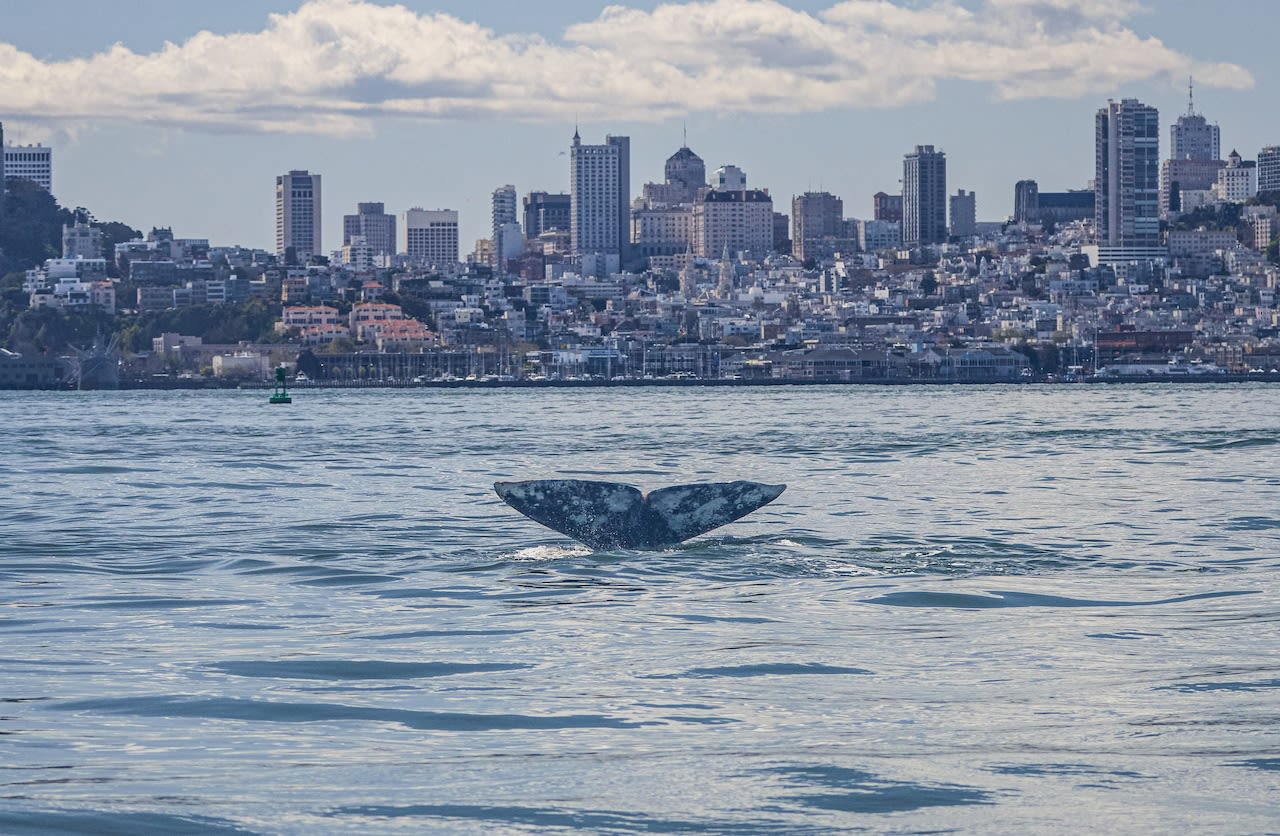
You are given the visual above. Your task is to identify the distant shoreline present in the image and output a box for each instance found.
[9,373,1280,392]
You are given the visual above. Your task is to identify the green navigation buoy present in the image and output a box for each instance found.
[269,365,292,404]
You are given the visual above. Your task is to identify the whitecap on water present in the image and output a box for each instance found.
[507,544,593,562]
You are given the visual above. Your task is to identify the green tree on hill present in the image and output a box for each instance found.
[0,178,72,274]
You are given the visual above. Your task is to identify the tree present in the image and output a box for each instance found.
[97,221,142,277]
[0,178,72,274]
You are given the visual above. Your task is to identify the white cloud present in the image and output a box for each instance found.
[0,0,1253,137]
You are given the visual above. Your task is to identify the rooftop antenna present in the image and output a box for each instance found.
[683,121,688,149]
[1188,75,1195,116]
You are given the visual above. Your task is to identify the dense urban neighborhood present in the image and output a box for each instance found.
[3,95,1280,390]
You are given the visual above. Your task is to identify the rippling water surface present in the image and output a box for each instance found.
[2,385,1278,833]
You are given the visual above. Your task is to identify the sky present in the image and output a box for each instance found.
[2,0,1276,254]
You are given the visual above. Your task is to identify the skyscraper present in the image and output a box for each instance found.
[570,130,630,266]
[491,185,520,270]
[1014,180,1039,224]
[902,146,947,246]
[663,146,707,203]
[1095,99,1160,248]
[1170,82,1220,162]
[1258,147,1280,196]
[523,192,571,239]
[791,192,843,261]
[342,202,396,259]
[949,190,976,238]
[1160,84,1223,215]
[276,170,322,261]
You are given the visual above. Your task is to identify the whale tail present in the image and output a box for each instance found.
[493,480,786,550]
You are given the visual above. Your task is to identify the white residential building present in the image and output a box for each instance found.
[714,165,747,191]
[62,223,102,260]
[1214,151,1257,203]
[403,208,459,269]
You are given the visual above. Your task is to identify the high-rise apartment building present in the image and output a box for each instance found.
[2,121,53,193]
[791,192,844,261]
[1014,180,1039,224]
[342,202,396,258]
[902,146,947,246]
[491,185,520,270]
[693,189,773,259]
[949,190,976,238]
[403,208,459,269]
[523,192,571,238]
[1095,99,1160,248]
[773,212,792,255]
[276,170,322,261]
[570,130,631,264]
[1258,147,1280,195]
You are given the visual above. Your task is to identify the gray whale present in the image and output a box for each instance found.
[493,479,787,550]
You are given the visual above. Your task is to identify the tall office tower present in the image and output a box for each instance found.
[570,130,630,264]
[902,145,947,246]
[791,192,843,261]
[1014,180,1039,224]
[1095,99,1160,248]
[1170,82,1220,162]
[2,123,54,193]
[949,190,977,238]
[773,212,792,255]
[491,185,520,270]
[403,208,459,269]
[342,202,396,258]
[642,145,707,207]
[1160,84,1223,215]
[1258,147,1280,195]
[523,192,571,238]
[664,146,706,203]
[276,170,322,261]
[873,191,903,223]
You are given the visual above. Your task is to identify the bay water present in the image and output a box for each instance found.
[1,384,1278,833]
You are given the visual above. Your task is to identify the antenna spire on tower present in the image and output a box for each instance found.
[1188,75,1195,116]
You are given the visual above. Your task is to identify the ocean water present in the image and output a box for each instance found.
[1,384,1278,834]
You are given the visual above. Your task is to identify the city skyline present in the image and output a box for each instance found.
[1,0,1275,251]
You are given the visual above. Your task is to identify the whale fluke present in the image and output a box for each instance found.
[493,479,786,550]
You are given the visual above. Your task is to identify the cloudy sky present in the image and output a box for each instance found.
[2,0,1273,252]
